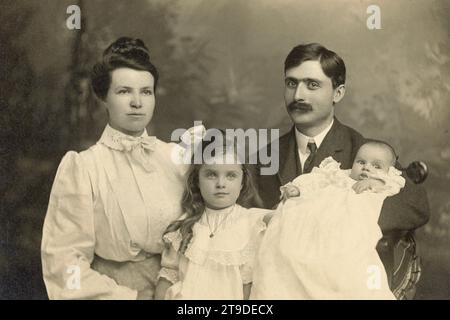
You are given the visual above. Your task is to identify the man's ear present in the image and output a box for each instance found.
[333,84,346,104]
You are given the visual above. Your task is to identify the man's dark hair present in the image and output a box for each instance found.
[284,43,346,89]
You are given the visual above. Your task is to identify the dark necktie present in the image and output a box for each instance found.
[303,141,317,173]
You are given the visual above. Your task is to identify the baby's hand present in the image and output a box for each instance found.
[280,183,301,203]
[352,178,385,194]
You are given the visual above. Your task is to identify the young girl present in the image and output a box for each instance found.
[154,134,271,300]
[251,140,405,300]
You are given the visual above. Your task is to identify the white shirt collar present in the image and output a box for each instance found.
[294,118,334,154]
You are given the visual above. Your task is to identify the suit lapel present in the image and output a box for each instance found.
[277,127,301,186]
[277,118,350,185]
[310,119,347,168]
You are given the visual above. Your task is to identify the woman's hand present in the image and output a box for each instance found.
[243,283,252,300]
[136,284,155,300]
[154,278,172,300]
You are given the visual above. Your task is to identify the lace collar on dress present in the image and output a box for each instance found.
[98,124,154,151]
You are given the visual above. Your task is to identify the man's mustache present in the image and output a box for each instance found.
[288,101,313,111]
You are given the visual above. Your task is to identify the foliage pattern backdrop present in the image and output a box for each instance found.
[1,0,449,299]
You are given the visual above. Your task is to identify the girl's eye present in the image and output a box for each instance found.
[357,160,365,165]
[142,89,153,95]
[227,173,237,179]
[117,89,129,94]
[206,172,216,178]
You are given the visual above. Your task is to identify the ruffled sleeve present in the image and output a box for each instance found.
[41,151,137,300]
[375,166,406,196]
[157,230,182,284]
[288,157,351,198]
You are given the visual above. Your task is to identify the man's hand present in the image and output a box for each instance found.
[352,178,385,194]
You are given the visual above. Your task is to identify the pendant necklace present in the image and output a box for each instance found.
[205,206,234,238]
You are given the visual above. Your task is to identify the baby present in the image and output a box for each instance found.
[251,140,405,300]
[281,140,401,202]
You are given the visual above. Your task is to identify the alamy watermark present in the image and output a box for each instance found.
[366,265,382,290]
[66,265,81,290]
[367,4,382,30]
[66,4,381,31]
[66,5,81,30]
[170,121,279,175]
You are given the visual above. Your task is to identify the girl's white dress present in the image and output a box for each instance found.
[41,125,189,299]
[158,204,271,300]
[251,157,405,300]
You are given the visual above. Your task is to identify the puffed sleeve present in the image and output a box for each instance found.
[379,167,406,196]
[41,151,137,300]
[157,231,182,284]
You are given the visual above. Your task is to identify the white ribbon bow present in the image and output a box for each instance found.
[119,135,157,172]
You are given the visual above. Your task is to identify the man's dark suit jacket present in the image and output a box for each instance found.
[255,117,430,283]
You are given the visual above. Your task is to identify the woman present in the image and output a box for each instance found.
[41,37,189,299]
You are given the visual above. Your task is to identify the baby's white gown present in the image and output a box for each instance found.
[251,157,405,300]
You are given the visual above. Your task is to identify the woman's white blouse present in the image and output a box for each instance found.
[41,125,187,299]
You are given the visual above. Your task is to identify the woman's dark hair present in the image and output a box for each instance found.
[284,43,346,89]
[91,37,159,101]
[163,130,262,254]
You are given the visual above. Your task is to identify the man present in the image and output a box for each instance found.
[255,43,430,295]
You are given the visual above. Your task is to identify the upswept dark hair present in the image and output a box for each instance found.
[91,37,159,101]
[164,130,262,254]
[284,43,346,89]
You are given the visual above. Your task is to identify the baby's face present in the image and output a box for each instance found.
[350,144,393,180]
